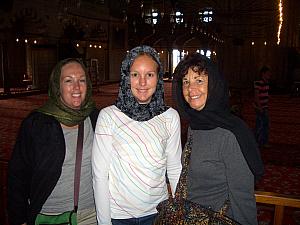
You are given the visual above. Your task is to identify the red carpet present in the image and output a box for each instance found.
[1,83,300,225]
[242,94,300,225]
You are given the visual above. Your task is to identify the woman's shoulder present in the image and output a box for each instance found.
[19,111,60,135]
[99,105,119,115]
[98,105,124,121]
[90,107,100,115]
[25,111,56,123]
[191,127,236,140]
[215,127,237,139]
[89,107,100,129]
[163,107,180,117]
[157,107,180,124]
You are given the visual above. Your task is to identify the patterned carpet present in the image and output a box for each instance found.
[1,83,300,224]
[240,94,300,225]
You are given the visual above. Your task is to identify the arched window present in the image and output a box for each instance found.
[144,9,159,25]
[152,11,159,24]
[175,11,183,24]
[199,8,213,23]
[196,49,212,59]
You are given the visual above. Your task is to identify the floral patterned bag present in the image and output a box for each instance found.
[154,134,241,225]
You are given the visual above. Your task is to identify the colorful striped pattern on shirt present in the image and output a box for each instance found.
[254,80,269,109]
[92,105,182,221]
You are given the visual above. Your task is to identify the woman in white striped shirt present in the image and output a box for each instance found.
[92,45,182,225]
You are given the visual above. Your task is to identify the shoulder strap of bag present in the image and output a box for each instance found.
[174,133,193,200]
[166,134,193,200]
[74,122,84,212]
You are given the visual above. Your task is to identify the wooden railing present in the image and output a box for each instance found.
[255,191,300,225]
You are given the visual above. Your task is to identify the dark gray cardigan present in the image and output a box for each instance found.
[7,109,99,225]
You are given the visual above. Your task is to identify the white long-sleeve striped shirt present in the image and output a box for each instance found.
[92,105,182,225]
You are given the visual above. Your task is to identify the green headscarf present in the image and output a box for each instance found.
[36,58,96,127]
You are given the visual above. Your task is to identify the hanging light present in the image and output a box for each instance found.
[162,0,165,18]
[140,1,144,18]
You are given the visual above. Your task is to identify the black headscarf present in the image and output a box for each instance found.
[115,45,168,121]
[173,53,264,180]
[36,58,96,126]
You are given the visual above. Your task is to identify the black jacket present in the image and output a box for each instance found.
[7,109,99,225]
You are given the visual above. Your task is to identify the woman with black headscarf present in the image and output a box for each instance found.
[92,46,182,225]
[172,53,264,225]
[7,58,99,225]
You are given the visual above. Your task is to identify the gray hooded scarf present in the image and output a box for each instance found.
[115,45,169,121]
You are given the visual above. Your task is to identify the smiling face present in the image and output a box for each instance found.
[130,54,159,104]
[182,68,208,111]
[60,62,87,110]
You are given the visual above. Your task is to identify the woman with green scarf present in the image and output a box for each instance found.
[7,58,99,225]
